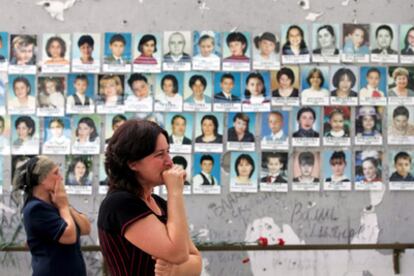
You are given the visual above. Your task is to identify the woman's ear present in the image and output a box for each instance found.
[127,160,139,172]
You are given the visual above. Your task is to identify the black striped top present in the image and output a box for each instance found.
[98,189,167,276]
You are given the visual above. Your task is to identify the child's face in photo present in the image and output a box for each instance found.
[268,113,283,133]
[50,121,63,138]
[288,28,302,47]
[172,117,186,136]
[74,79,88,95]
[142,40,155,56]
[112,120,126,132]
[278,74,293,89]
[246,77,263,97]
[259,39,275,56]
[267,157,283,175]
[338,74,352,92]
[132,80,149,98]
[367,71,380,88]
[362,115,375,131]
[395,75,408,89]
[299,161,313,177]
[14,81,29,99]
[309,72,322,88]
[201,160,213,174]
[237,158,253,178]
[199,38,214,57]
[220,78,234,93]
[393,115,409,132]
[201,119,215,136]
[15,44,34,64]
[16,122,31,139]
[234,118,247,135]
[298,111,315,130]
[110,41,125,58]
[45,81,57,94]
[351,28,365,47]
[362,160,377,181]
[228,41,245,56]
[376,29,392,49]
[102,80,118,97]
[162,79,175,96]
[79,43,93,59]
[49,40,63,58]
[168,33,185,56]
[191,80,205,98]
[74,161,87,179]
[330,113,344,132]
[330,159,345,177]
[395,158,411,177]
[78,122,93,139]
[318,28,335,48]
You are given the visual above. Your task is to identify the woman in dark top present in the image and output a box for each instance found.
[272,67,299,98]
[330,68,358,98]
[292,106,320,138]
[12,155,90,276]
[195,114,223,143]
[98,119,202,276]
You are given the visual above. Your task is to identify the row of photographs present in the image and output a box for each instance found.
[1,66,414,117]
[0,105,413,156]
[1,148,413,195]
[2,24,414,74]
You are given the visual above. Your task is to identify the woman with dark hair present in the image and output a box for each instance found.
[272,67,299,98]
[12,155,90,276]
[13,116,37,150]
[331,68,358,97]
[126,73,152,104]
[301,68,329,100]
[243,72,269,104]
[282,25,309,56]
[233,154,255,185]
[371,25,398,54]
[98,119,202,276]
[77,35,94,64]
[73,117,99,147]
[227,112,255,142]
[195,114,223,143]
[9,76,36,109]
[292,107,319,138]
[44,36,69,65]
[156,74,182,105]
[343,24,370,54]
[185,74,211,104]
[133,34,158,64]
[401,26,414,55]
[66,157,92,186]
[313,25,339,56]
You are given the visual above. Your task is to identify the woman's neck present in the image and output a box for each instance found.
[32,187,52,204]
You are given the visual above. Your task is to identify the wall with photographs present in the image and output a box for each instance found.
[2,0,414,275]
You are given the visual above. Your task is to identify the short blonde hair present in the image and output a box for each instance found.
[392,67,409,80]
[99,75,123,96]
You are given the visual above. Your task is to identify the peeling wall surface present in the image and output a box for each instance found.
[1,0,414,275]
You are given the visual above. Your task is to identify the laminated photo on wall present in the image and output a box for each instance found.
[133,112,165,129]
[252,31,280,70]
[124,73,154,112]
[226,112,256,151]
[192,31,221,71]
[65,155,93,195]
[312,24,341,63]
[8,74,36,115]
[99,154,108,194]
[329,66,359,106]
[11,115,39,155]
[292,150,320,191]
[0,115,10,155]
[323,106,351,146]
[387,105,414,144]
[66,73,95,114]
[213,72,242,112]
[42,117,71,155]
[103,32,132,73]
[71,115,101,155]
[163,31,192,71]
[355,106,383,145]
[0,32,9,71]
[387,66,414,105]
[96,74,125,114]
[36,76,65,117]
[222,31,251,72]
[400,24,414,63]
[359,66,387,106]
[154,72,183,112]
[260,152,288,192]
[342,23,370,63]
[271,66,300,106]
[104,114,128,148]
[183,71,213,112]
[230,152,258,193]
[168,154,192,195]
[389,150,414,190]
[192,153,221,194]
[241,71,271,112]
[300,66,330,106]
[292,106,321,147]
[261,110,289,150]
[323,149,352,191]
[0,72,6,114]
[194,112,223,153]
[133,33,162,72]
[355,150,383,191]
[72,33,101,73]
[370,24,399,63]
[281,24,310,64]
[165,112,193,154]
[41,33,70,73]
[8,34,37,74]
